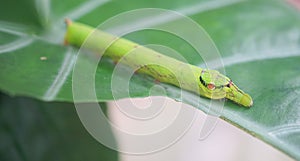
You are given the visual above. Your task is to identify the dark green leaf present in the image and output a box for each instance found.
[0,92,118,161]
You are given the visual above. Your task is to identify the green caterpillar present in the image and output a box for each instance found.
[64,19,253,107]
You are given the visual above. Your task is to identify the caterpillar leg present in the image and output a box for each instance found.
[154,79,160,84]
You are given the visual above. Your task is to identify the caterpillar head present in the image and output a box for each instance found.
[199,70,253,107]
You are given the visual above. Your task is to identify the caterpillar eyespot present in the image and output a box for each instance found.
[207,83,215,90]
[64,19,253,107]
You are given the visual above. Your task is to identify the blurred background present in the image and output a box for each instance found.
[108,97,294,161]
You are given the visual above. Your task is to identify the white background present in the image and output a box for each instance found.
[108,97,295,161]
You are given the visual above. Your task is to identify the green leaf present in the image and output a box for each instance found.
[0,92,118,161]
[0,0,300,159]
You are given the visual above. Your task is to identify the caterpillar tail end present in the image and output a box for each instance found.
[64,18,72,45]
[65,18,72,26]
